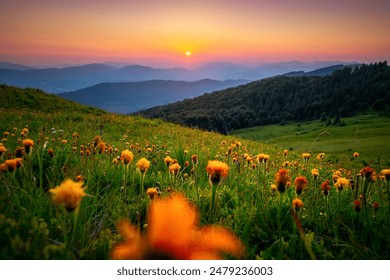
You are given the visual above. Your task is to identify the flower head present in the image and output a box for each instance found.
[321,180,331,196]
[334,177,350,191]
[120,149,134,165]
[146,188,158,199]
[22,138,34,154]
[164,156,174,167]
[4,158,23,172]
[49,178,87,211]
[353,152,359,159]
[353,200,361,213]
[292,198,304,211]
[169,162,181,176]
[311,168,319,179]
[360,166,376,181]
[294,176,308,195]
[205,160,230,184]
[381,169,390,181]
[111,194,244,260]
[275,169,290,193]
[136,158,151,174]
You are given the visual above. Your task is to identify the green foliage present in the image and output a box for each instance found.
[1,85,390,260]
[137,62,390,134]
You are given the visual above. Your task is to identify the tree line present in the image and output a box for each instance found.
[135,62,390,134]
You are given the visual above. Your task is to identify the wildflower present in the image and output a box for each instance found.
[136,158,151,174]
[146,188,158,199]
[111,194,244,260]
[49,179,87,211]
[206,160,229,185]
[321,180,331,196]
[48,148,54,158]
[334,177,350,191]
[372,202,380,213]
[353,200,361,213]
[353,152,359,159]
[275,169,290,193]
[22,138,34,154]
[3,132,10,138]
[294,176,308,195]
[4,158,23,172]
[292,198,304,211]
[164,156,174,167]
[0,163,7,172]
[62,139,68,145]
[360,166,376,182]
[169,163,181,176]
[75,175,84,182]
[283,149,288,157]
[302,153,311,160]
[311,168,319,179]
[0,145,7,156]
[113,158,119,165]
[270,184,277,193]
[381,169,390,181]
[120,149,134,165]
[316,153,325,160]
[97,142,106,154]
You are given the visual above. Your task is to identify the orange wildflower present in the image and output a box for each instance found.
[146,188,158,199]
[360,166,376,181]
[0,145,7,156]
[321,180,331,196]
[353,152,359,159]
[49,178,87,211]
[275,169,290,193]
[205,160,229,184]
[111,194,244,260]
[164,156,174,167]
[294,176,308,195]
[311,168,319,179]
[136,158,151,174]
[353,200,361,213]
[334,177,350,191]
[292,198,304,211]
[22,138,34,154]
[120,149,134,165]
[381,169,390,181]
[4,158,23,172]
[48,148,54,158]
[169,162,181,176]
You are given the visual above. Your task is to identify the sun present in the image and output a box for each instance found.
[186,51,191,56]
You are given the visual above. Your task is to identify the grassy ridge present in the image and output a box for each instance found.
[232,114,390,167]
[1,85,390,260]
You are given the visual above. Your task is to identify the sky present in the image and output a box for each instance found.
[1,0,390,68]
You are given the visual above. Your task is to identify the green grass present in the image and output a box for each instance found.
[1,85,390,260]
[232,114,390,166]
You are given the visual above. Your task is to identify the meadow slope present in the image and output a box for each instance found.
[1,85,389,260]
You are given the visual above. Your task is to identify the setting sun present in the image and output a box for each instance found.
[186,51,191,56]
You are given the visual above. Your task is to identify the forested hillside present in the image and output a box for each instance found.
[136,62,390,133]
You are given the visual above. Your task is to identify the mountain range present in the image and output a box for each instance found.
[59,79,249,114]
[0,60,356,93]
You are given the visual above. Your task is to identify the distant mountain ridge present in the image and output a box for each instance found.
[0,60,357,93]
[59,79,249,114]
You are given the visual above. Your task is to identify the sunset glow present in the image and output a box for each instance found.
[1,0,389,67]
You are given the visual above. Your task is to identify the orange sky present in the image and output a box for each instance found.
[1,0,389,67]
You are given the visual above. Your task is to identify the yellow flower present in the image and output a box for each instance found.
[334,177,350,191]
[4,158,23,172]
[302,153,311,160]
[136,158,151,174]
[49,179,87,211]
[111,194,244,260]
[381,169,390,181]
[311,168,319,179]
[146,188,158,199]
[120,149,134,165]
[206,160,229,184]
[164,156,174,167]
[353,152,359,158]
[169,162,181,175]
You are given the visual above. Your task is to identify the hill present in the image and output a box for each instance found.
[1,85,390,260]
[0,60,356,93]
[59,79,248,114]
[136,62,390,134]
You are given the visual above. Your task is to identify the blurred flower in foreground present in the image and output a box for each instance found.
[111,194,244,260]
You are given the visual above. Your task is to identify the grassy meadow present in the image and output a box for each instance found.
[1,85,390,260]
